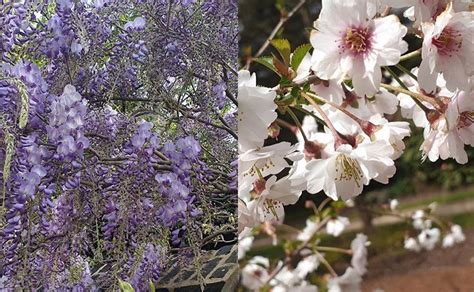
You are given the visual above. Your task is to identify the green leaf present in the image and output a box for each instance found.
[275,0,287,13]
[270,39,291,65]
[302,83,310,92]
[272,53,289,77]
[321,207,333,218]
[331,200,346,210]
[279,75,292,87]
[290,86,300,98]
[118,279,135,292]
[291,44,312,71]
[149,281,156,292]
[254,56,280,76]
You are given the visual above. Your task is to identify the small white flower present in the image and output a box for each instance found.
[442,233,456,248]
[397,91,430,128]
[327,267,362,292]
[311,0,408,97]
[295,255,320,279]
[442,224,465,248]
[451,224,466,242]
[241,256,270,290]
[351,233,370,275]
[273,265,300,288]
[365,89,399,116]
[272,255,320,290]
[295,51,347,106]
[342,86,400,121]
[298,218,320,241]
[389,199,399,211]
[312,79,345,106]
[369,114,411,159]
[411,210,432,230]
[326,216,350,237]
[418,227,441,250]
[396,67,438,127]
[404,237,421,252]
[238,228,254,260]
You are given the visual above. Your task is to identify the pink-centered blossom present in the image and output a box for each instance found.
[310,0,408,97]
[418,5,473,93]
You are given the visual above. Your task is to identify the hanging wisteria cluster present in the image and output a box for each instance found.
[238,0,472,291]
[0,0,237,290]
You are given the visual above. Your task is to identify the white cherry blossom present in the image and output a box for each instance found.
[310,0,408,97]
[442,224,465,248]
[305,138,396,201]
[369,114,411,159]
[238,70,278,151]
[389,199,399,210]
[351,233,370,275]
[446,90,474,148]
[239,142,299,192]
[412,210,432,230]
[404,237,422,252]
[418,227,441,250]
[381,0,472,25]
[327,267,362,292]
[418,5,473,93]
[338,87,400,120]
[239,198,255,232]
[238,227,254,260]
[420,92,472,164]
[271,255,320,290]
[296,53,345,105]
[298,218,320,241]
[326,216,350,237]
[246,175,304,225]
[241,256,270,290]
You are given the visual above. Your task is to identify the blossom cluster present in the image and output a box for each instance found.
[403,206,465,252]
[238,0,472,291]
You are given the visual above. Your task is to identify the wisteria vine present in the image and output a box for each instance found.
[0,0,237,290]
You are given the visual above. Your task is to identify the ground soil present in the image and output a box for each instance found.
[362,229,474,292]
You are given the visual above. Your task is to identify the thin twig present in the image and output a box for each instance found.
[246,0,308,69]
[399,48,421,62]
[264,216,331,284]
[380,83,441,111]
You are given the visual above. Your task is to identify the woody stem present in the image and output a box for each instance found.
[302,92,342,143]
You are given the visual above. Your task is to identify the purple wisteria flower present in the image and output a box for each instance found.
[0,0,236,289]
